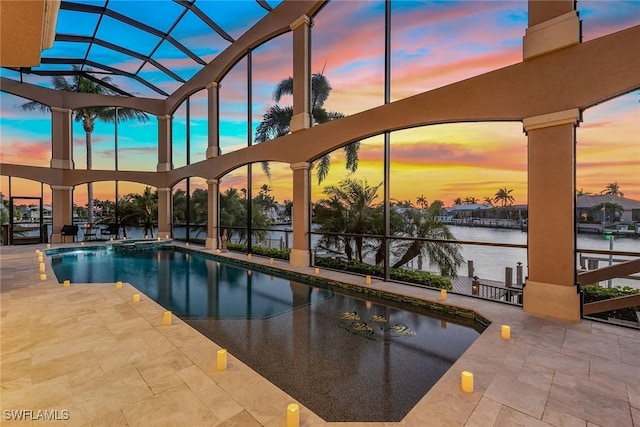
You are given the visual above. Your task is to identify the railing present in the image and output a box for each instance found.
[473,281,523,306]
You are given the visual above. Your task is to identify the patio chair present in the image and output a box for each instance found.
[100,224,121,239]
[61,225,79,243]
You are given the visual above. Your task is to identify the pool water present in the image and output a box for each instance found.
[48,246,482,422]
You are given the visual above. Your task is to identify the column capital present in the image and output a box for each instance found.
[206,81,219,90]
[50,185,73,191]
[290,162,311,171]
[206,178,219,186]
[157,114,172,121]
[157,187,171,193]
[290,15,311,31]
[157,163,172,172]
[523,108,581,132]
[523,11,580,60]
[51,106,72,114]
[50,159,74,169]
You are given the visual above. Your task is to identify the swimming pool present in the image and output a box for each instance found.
[48,246,482,422]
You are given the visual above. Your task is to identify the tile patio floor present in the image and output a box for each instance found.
[1,243,638,426]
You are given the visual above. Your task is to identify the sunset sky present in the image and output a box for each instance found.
[1,0,638,207]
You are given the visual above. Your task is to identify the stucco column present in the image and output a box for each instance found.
[289,162,311,267]
[50,107,74,169]
[206,178,219,250]
[157,187,171,238]
[523,0,579,60]
[206,82,220,159]
[523,108,581,322]
[157,115,172,172]
[289,15,312,133]
[50,185,73,243]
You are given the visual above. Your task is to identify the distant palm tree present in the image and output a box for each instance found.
[254,73,359,183]
[21,66,149,224]
[463,196,478,205]
[416,194,428,209]
[601,182,624,197]
[483,196,493,206]
[493,188,515,207]
[453,197,463,206]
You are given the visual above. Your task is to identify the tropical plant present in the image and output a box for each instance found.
[20,66,149,224]
[493,188,515,207]
[117,187,158,237]
[453,197,463,206]
[254,72,359,183]
[416,194,428,209]
[218,187,274,244]
[391,207,463,277]
[594,202,624,225]
[463,196,478,205]
[483,196,493,206]
[314,178,381,262]
[601,182,624,197]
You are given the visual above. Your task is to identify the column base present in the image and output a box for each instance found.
[523,280,581,322]
[51,233,62,244]
[289,249,310,267]
[206,238,218,250]
[158,231,171,239]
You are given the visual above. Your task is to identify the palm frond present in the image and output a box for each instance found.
[273,77,294,102]
[344,141,360,173]
[19,101,50,114]
[315,154,331,184]
[311,73,331,109]
[254,105,293,143]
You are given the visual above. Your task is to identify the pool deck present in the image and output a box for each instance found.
[1,243,638,426]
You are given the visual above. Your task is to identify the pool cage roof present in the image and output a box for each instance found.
[2,0,284,98]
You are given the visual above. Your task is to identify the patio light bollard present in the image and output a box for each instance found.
[163,311,172,326]
[461,371,474,393]
[501,325,511,340]
[286,403,300,427]
[217,349,227,370]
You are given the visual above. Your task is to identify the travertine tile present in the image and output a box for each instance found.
[465,396,503,427]
[562,329,621,361]
[121,383,218,427]
[627,382,640,409]
[547,371,632,427]
[542,405,587,427]
[484,372,548,419]
[525,346,590,378]
[494,405,553,426]
[177,365,244,422]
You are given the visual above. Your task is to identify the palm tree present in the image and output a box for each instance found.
[254,73,359,183]
[463,196,478,204]
[314,178,381,261]
[602,182,624,197]
[21,66,149,224]
[391,208,464,277]
[594,202,624,225]
[117,187,157,238]
[453,197,463,206]
[416,194,428,209]
[493,188,515,207]
[483,196,493,206]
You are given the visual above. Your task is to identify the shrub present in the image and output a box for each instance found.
[582,284,640,322]
[315,257,452,290]
[227,243,291,260]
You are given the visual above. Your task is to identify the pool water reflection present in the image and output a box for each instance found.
[48,247,481,422]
